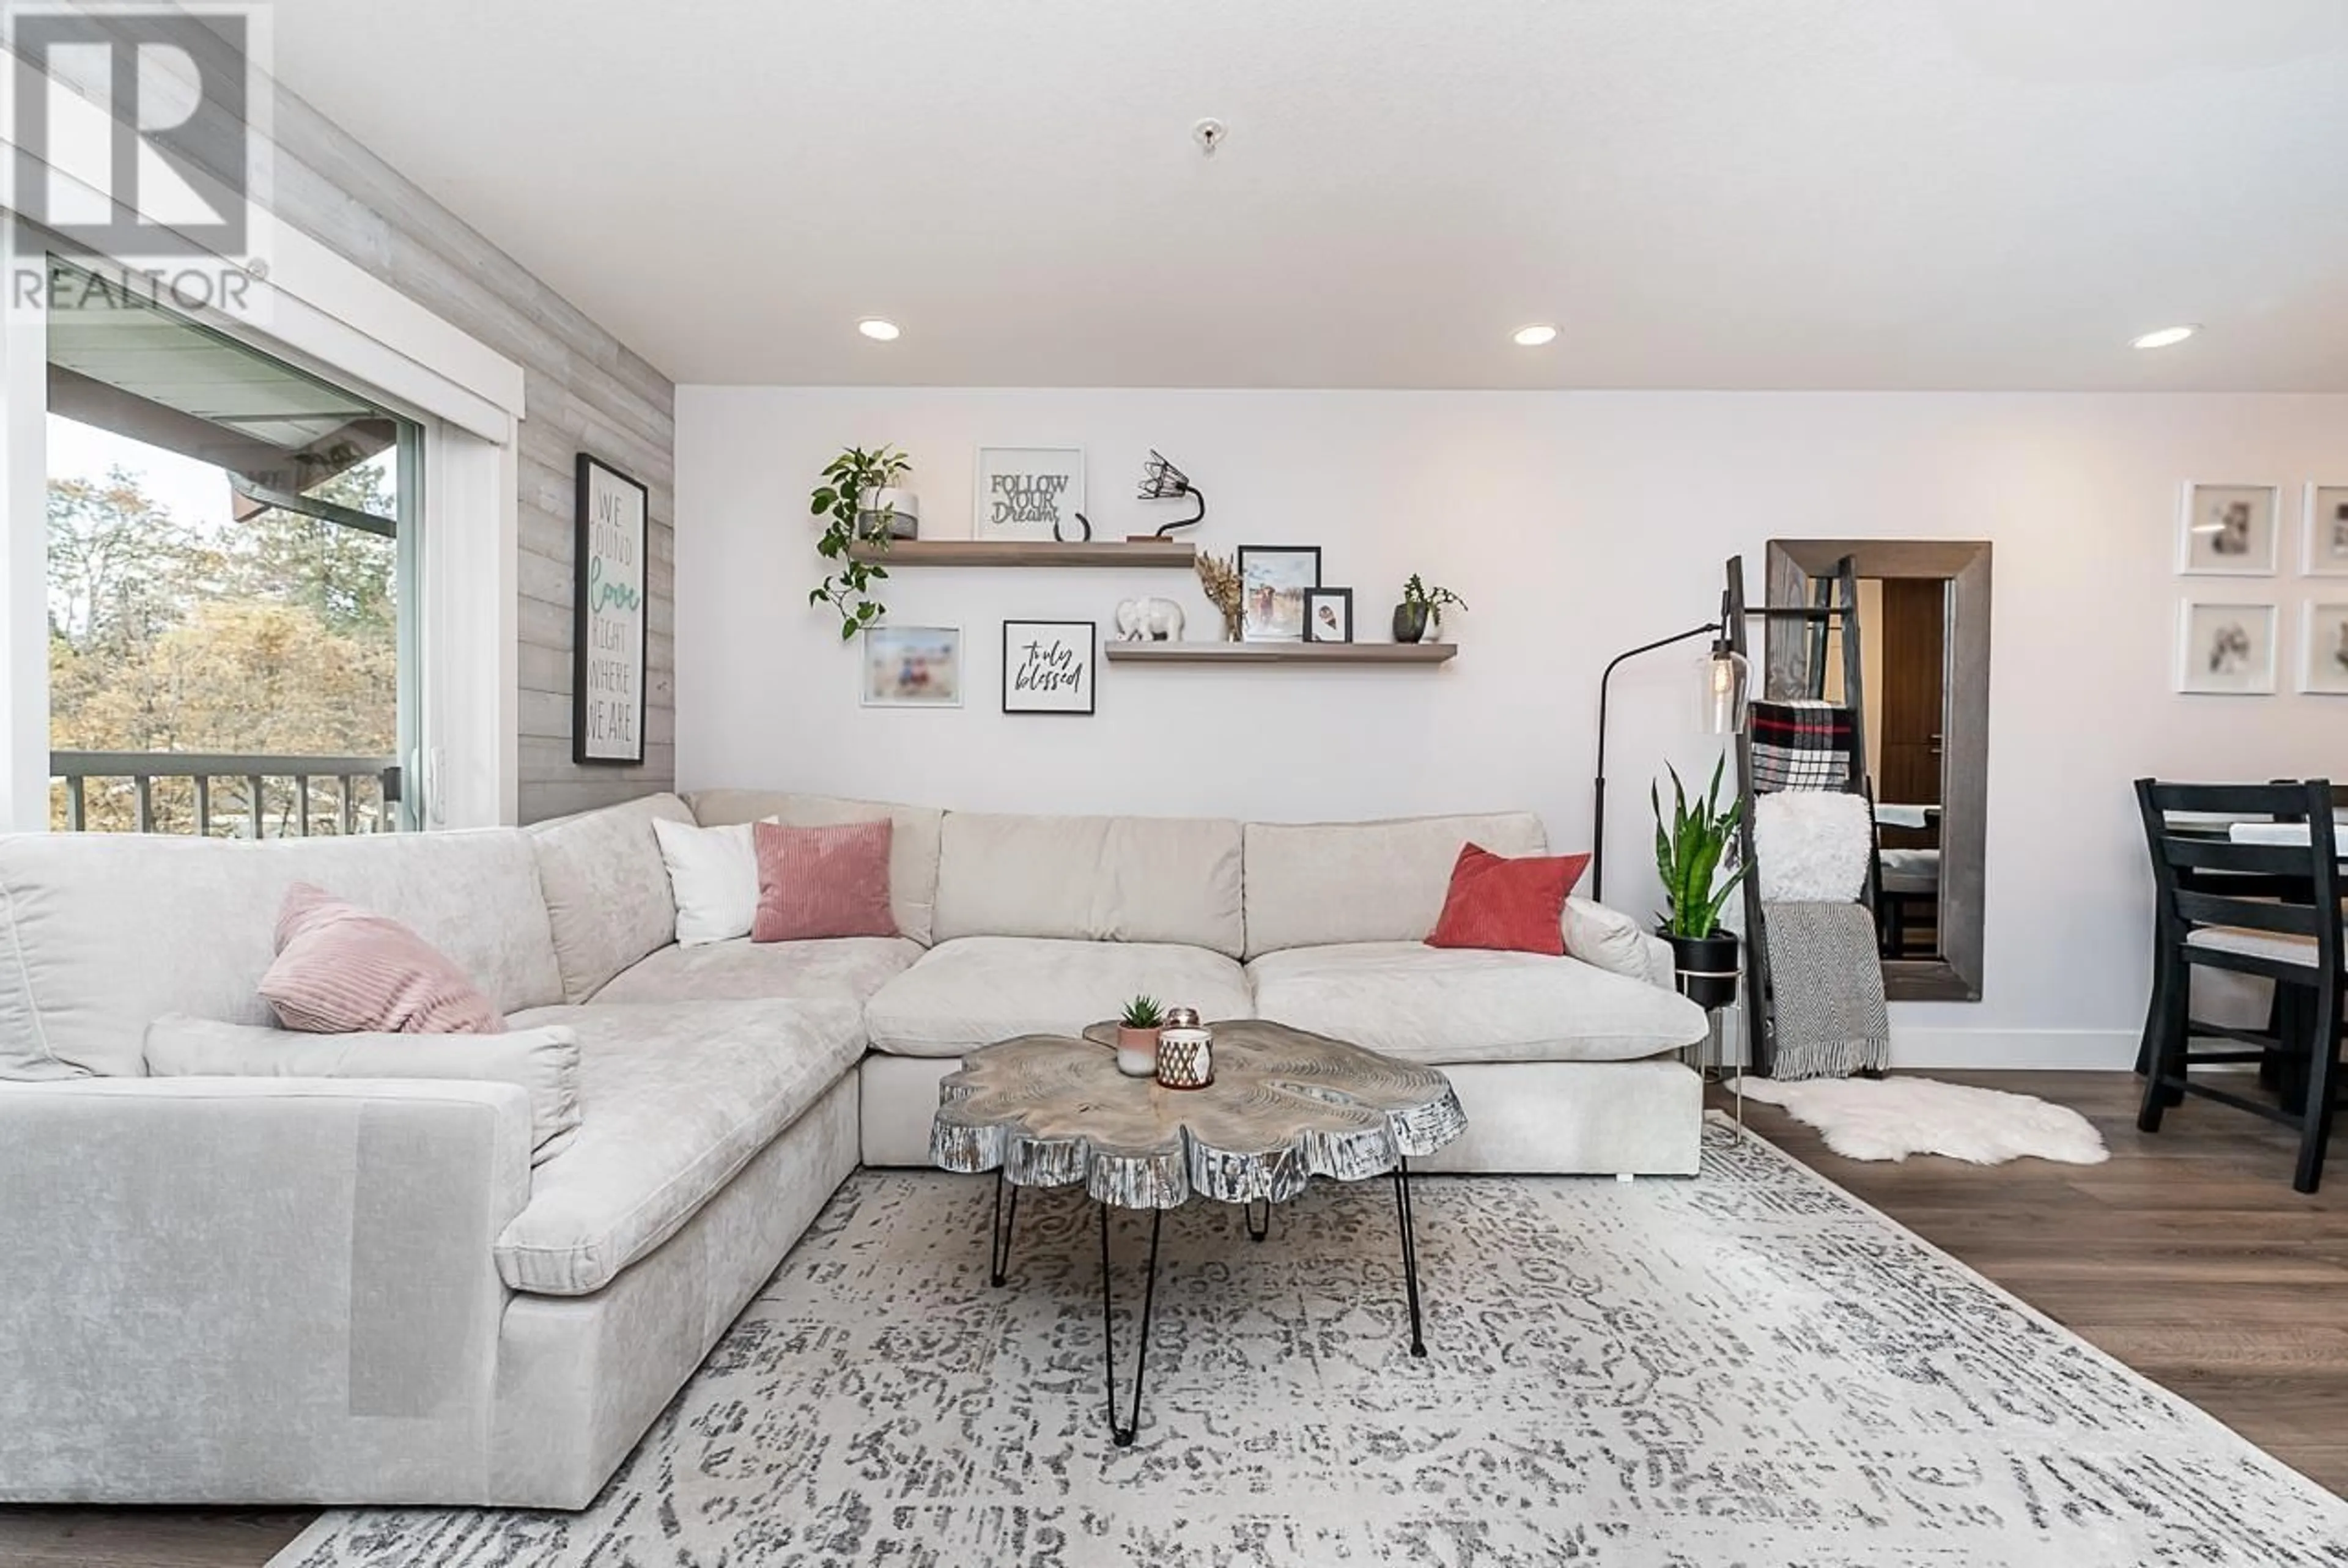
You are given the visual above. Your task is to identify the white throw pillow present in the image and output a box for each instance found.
[652,817,759,945]
[142,1015,583,1164]
[1562,897,1673,988]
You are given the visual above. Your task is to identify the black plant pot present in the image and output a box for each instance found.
[1392,602,1430,644]
[1663,930,1740,1010]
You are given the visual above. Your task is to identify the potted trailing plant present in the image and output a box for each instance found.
[1652,756,1751,1009]
[1115,995,1164,1077]
[809,445,912,641]
[1393,574,1466,644]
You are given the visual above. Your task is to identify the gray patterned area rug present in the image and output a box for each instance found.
[276,1121,2348,1567]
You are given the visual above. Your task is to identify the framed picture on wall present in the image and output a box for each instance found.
[862,625,963,708]
[975,447,1085,542]
[572,454,649,765]
[1303,587,1354,644]
[2175,599,2277,695]
[1237,546,1321,641]
[1002,620,1097,714]
[2303,484,2348,577]
[2302,603,2348,695]
[2176,482,2280,576]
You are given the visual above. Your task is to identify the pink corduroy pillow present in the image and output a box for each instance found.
[751,819,899,942]
[259,882,506,1034]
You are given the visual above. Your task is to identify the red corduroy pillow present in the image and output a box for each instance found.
[751,819,900,942]
[1424,843,1590,956]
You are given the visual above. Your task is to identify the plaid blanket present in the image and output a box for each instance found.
[1750,699,1856,793]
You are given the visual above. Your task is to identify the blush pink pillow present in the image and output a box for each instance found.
[752,820,899,942]
[259,883,505,1034]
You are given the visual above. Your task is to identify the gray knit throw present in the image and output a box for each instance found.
[1765,900,1891,1080]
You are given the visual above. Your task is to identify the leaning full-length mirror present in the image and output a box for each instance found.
[1765,540,1992,1002]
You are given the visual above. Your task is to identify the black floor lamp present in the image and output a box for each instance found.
[1589,591,1748,903]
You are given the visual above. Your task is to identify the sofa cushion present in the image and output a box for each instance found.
[688,789,942,945]
[144,1014,583,1163]
[752,820,898,941]
[1244,941,1707,1065]
[1242,812,1549,959]
[592,935,923,1005]
[493,998,865,1295]
[0,830,564,1081]
[931,812,1244,957]
[528,794,697,1004]
[864,936,1252,1058]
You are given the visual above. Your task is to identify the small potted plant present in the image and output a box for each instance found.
[809,444,912,641]
[1652,756,1751,1010]
[1393,574,1466,644]
[1115,995,1164,1077]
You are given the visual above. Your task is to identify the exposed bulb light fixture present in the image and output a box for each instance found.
[1512,323,1559,347]
[857,318,901,342]
[2131,325,2198,350]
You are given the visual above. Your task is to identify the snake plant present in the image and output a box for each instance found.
[1651,756,1751,940]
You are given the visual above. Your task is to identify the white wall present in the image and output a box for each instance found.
[676,387,2348,1068]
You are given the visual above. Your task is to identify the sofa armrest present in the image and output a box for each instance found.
[1562,897,1677,990]
[0,1077,533,1503]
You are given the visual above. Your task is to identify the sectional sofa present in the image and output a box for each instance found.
[0,790,1706,1507]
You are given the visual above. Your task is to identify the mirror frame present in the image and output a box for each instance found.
[1765,539,1992,1003]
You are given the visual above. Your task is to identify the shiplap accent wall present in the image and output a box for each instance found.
[171,66,677,822]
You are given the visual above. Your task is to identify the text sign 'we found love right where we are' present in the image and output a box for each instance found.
[573,454,649,765]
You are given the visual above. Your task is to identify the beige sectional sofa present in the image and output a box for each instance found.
[0,790,1705,1508]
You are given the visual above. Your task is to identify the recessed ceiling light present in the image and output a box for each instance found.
[857,317,901,342]
[2131,324,2198,350]
[1512,323,1559,347]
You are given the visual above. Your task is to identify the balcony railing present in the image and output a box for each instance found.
[49,752,402,837]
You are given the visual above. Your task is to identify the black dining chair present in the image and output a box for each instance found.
[2135,779,2344,1193]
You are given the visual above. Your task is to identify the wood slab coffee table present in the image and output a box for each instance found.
[929,1018,1466,1445]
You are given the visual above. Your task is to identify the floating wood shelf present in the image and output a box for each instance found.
[849,540,1196,569]
[1104,641,1458,666]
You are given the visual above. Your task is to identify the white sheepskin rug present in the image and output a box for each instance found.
[1737,1075,2110,1165]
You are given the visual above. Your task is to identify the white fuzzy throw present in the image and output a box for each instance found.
[1754,790,1874,902]
[1738,1075,2110,1165]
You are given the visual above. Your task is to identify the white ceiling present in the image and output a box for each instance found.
[271,0,2348,391]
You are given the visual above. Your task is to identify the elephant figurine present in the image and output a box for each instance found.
[1115,597,1186,642]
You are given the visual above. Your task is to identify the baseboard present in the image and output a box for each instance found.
[1888,1028,2139,1071]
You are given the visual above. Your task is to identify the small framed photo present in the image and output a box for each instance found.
[862,625,962,708]
[975,447,1085,542]
[2303,485,2348,577]
[1236,546,1321,641]
[1002,619,1097,715]
[2175,600,2276,695]
[2302,603,2348,695]
[1303,587,1354,644]
[2177,482,2280,576]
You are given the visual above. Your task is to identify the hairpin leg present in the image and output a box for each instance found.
[989,1169,1019,1287]
[1100,1203,1163,1448]
[1393,1158,1426,1358]
[1245,1196,1271,1242]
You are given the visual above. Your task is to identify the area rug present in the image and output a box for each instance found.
[1738,1074,2111,1165]
[275,1119,2340,1568]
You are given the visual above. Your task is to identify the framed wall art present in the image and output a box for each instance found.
[862,625,963,708]
[572,453,649,765]
[2303,485,2348,577]
[975,447,1085,542]
[1303,587,1354,644]
[2302,603,2348,695]
[1002,619,1097,714]
[2174,599,2277,695]
[1237,546,1321,641]
[2176,482,2280,576]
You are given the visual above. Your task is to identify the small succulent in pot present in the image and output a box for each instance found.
[1393,574,1467,644]
[1115,995,1164,1077]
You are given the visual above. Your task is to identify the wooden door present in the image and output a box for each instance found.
[1877,578,1946,843]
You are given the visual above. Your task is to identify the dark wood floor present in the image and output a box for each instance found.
[4,1070,2341,1566]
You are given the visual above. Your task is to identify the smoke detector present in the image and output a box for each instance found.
[1192,117,1227,156]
